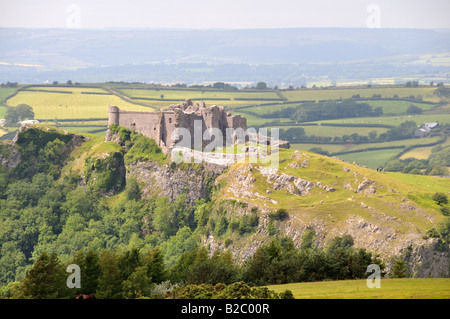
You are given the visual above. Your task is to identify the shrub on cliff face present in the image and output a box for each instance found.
[84,151,125,194]
[124,133,166,165]
[433,192,448,206]
[13,127,76,180]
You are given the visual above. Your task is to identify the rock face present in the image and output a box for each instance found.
[259,165,336,196]
[127,160,217,206]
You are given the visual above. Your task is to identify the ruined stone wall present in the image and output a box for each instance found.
[108,105,162,144]
[108,101,248,153]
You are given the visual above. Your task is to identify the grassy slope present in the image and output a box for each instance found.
[266,278,450,299]
[215,147,450,257]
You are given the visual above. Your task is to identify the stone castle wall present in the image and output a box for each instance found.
[107,100,247,153]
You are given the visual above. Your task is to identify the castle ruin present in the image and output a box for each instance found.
[107,99,247,153]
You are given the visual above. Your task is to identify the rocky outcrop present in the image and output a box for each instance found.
[259,166,336,196]
[128,160,217,206]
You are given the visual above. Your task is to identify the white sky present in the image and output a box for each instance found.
[0,0,449,29]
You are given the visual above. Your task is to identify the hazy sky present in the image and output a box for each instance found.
[0,0,449,29]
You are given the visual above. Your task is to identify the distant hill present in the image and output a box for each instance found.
[1,28,450,84]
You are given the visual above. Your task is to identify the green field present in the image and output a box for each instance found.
[280,87,439,102]
[266,278,450,299]
[364,100,435,114]
[292,136,440,153]
[237,99,436,117]
[314,114,450,126]
[56,126,107,135]
[118,88,282,100]
[336,149,402,169]
[0,105,6,118]
[6,87,154,119]
[274,125,389,137]
[119,88,284,109]
[0,87,17,104]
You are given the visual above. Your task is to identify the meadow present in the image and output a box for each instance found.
[336,149,403,169]
[274,125,390,137]
[313,114,449,127]
[118,88,282,100]
[118,88,284,109]
[290,136,442,169]
[6,87,154,119]
[280,86,440,103]
[266,278,450,299]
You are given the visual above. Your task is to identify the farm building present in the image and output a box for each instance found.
[415,121,439,137]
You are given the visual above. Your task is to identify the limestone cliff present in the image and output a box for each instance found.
[202,151,450,277]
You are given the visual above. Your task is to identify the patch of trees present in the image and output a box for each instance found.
[405,81,419,87]
[424,217,450,252]
[258,100,383,122]
[188,82,238,91]
[290,100,382,123]
[384,145,450,176]
[0,82,18,88]
[434,86,450,98]
[406,104,423,115]
[4,104,35,125]
[278,121,418,145]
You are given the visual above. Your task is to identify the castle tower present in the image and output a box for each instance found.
[108,105,120,126]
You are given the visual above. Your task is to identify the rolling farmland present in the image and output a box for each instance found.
[6,86,154,120]
[1,83,449,170]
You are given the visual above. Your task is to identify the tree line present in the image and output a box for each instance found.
[277,120,420,145]
[1,233,384,299]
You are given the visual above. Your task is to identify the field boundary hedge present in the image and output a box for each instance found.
[233,97,438,112]
[320,123,395,128]
[331,145,405,156]
[393,135,447,159]
[38,118,108,122]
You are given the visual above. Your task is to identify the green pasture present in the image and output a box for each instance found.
[364,100,435,114]
[22,86,108,94]
[0,105,6,118]
[266,278,450,299]
[0,87,18,104]
[273,125,389,137]
[314,113,450,126]
[280,87,439,102]
[292,136,440,154]
[118,88,282,101]
[6,88,154,120]
[236,102,302,115]
[336,148,401,169]
[56,126,107,135]
[132,98,260,109]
